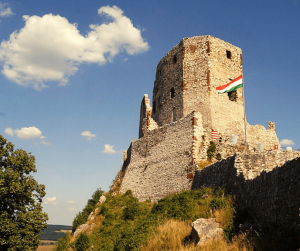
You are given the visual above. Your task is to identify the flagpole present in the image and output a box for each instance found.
[242,75,248,153]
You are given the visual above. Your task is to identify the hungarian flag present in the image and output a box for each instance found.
[216,75,243,94]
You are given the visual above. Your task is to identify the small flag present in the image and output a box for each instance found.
[230,135,238,145]
[216,75,243,94]
[211,130,218,140]
[257,143,264,153]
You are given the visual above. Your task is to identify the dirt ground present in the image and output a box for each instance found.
[37,240,56,251]
[37,245,54,251]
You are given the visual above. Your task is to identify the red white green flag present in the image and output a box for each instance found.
[216,75,243,94]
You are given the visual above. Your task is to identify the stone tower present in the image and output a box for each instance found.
[125,35,279,202]
[150,35,245,139]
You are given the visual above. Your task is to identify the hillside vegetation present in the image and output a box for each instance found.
[54,187,256,251]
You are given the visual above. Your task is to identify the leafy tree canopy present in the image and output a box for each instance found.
[0,135,48,250]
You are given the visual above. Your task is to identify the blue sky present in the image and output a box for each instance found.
[0,0,299,225]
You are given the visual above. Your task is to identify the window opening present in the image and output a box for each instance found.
[228,90,237,102]
[172,108,176,122]
[226,50,231,59]
[170,88,175,98]
[157,69,162,77]
[173,55,177,64]
[158,96,161,108]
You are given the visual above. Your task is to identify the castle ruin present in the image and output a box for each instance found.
[119,36,299,211]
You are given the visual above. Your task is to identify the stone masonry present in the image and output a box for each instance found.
[120,35,285,202]
[121,111,202,201]
[192,152,300,231]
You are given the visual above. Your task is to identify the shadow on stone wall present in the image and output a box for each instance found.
[192,155,300,233]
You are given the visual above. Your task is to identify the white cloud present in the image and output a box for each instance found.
[0,5,149,90]
[81,131,96,140]
[4,127,14,136]
[102,144,117,154]
[67,200,76,204]
[15,127,42,139]
[44,196,57,205]
[4,126,44,139]
[0,2,14,18]
[40,140,51,146]
[280,139,296,146]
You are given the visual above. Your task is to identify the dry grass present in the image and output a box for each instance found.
[213,208,231,228]
[37,245,54,251]
[141,219,253,251]
[197,160,212,170]
[141,219,191,251]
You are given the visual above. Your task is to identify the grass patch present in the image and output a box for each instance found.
[84,187,234,250]
[141,219,191,251]
[56,187,297,251]
[197,160,212,170]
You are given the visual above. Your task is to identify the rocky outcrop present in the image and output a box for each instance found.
[191,218,223,245]
[73,223,89,239]
[99,195,106,204]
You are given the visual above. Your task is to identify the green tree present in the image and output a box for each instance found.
[0,135,48,250]
[75,233,90,251]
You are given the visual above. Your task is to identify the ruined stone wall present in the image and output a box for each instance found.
[192,151,300,231]
[246,122,280,151]
[121,112,203,201]
[139,94,158,138]
[207,121,280,160]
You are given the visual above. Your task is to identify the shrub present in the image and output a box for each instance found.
[75,233,90,251]
[122,201,141,220]
[53,232,70,251]
[207,141,216,160]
